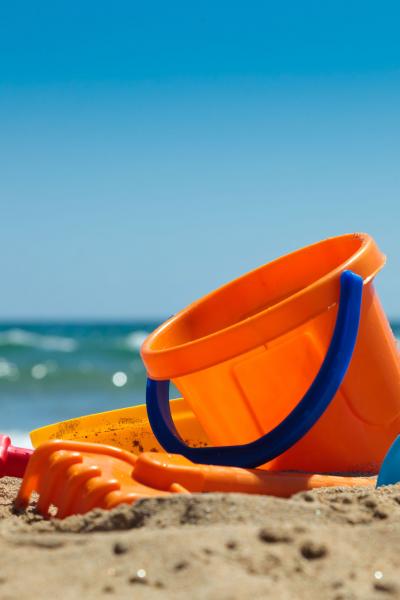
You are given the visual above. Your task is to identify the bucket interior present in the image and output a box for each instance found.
[151,235,364,351]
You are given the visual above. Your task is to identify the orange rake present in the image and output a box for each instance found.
[16,440,376,519]
[15,440,180,519]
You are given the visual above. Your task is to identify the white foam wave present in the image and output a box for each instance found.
[124,330,149,352]
[0,358,19,380]
[0,329,78,352]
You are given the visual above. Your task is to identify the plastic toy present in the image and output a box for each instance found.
[15,440,176,519]
[16,439,375,519]
[30,398,209,453]
[376,436,400,487]
[146,270,362,468]
[0,434,32,478]
[142,233,400,473]
[133,452,375,496]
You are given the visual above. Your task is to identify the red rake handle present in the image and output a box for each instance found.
[0,434,33,478]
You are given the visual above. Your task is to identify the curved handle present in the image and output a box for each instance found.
[146,270,363,468]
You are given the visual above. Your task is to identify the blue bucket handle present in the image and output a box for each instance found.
[146,270,363,468]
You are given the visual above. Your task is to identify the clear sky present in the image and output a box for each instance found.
[1,1,400,319]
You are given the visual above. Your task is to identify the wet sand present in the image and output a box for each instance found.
[1,477,400,599]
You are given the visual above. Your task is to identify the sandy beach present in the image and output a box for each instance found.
[0,477,399,599]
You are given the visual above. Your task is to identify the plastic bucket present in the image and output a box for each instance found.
[141,233,400,473]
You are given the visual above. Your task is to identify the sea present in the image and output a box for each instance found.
[0,321,162,448]
[1,320,399,449]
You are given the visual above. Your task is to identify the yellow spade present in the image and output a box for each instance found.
[30,398,210,454]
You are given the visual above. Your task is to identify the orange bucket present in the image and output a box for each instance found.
[141,234,400,473]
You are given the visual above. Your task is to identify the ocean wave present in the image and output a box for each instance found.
[0,360,146,389]
[123,330,149,351]
[0,328,78,352]
[0,358,18,379]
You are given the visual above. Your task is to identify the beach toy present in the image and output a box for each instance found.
[15,440,177,519]
[146,268,361,469]
[142,233,400,473]
[0,434,32,478]
[376,436,400,487]
[16,439,375,519]
[133,452,375,496]
[30,398,210,454]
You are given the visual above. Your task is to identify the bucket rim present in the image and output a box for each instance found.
[141,232,385,379]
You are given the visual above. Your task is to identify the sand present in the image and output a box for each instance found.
[0,477,400,599]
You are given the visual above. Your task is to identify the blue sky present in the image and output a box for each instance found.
[1,1,400,319]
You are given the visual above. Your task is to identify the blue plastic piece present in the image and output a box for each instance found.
[146,270,363,468]
[377,436,400,487]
